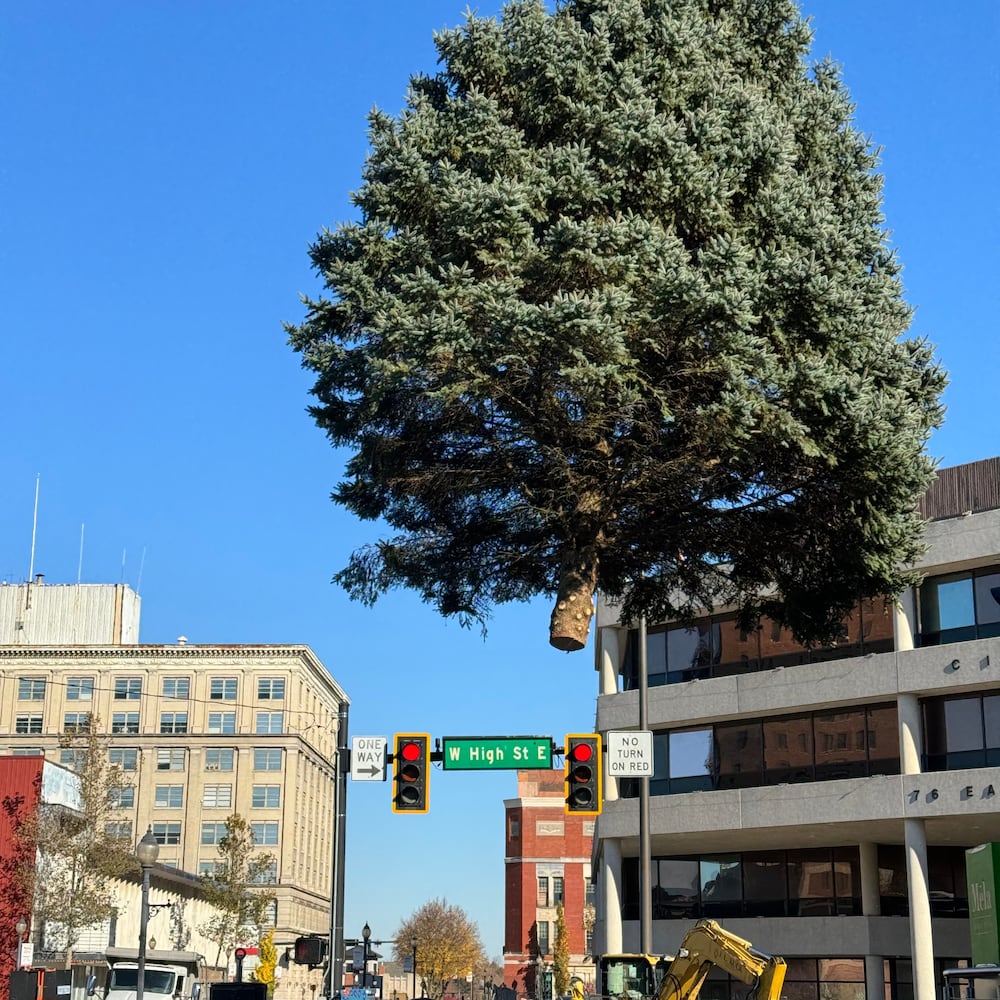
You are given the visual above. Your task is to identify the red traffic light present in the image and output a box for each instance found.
[564,734,602,815]
[393,733,430,814]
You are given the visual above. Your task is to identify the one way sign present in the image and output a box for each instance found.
[350,736,388,781]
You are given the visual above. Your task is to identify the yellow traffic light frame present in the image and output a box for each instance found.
[564,732,602,816]
[392,732,431,814]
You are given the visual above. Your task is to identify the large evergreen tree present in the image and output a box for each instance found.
[288,0,945,651]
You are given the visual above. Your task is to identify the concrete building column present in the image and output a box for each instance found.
[599,838,623,958]
[860,842,883,1000]
[863,956,884,1000]
[598,626,624,802]
[859,840,881,915]
[599,625,622,696]
[897,693,923,780]
[894,588,917,652]
[896,600,934,1000]
[905,817,936,1000]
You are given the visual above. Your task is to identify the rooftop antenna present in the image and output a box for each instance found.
[120,548,126,583]
[27,474,40,582]
[136,546,147,595]
[78,523,85,584]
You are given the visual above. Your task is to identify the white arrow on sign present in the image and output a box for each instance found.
[606,730,653,777]
[350,736,388,781]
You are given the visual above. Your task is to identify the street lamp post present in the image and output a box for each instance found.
[410,939,417,1000]
[362,923,371,994]
[15,918,27,970]
[136,828,160,1000]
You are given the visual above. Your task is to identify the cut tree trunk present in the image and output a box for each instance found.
[549,546,598,651]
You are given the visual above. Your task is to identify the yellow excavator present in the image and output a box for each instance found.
[597,920,787,1000]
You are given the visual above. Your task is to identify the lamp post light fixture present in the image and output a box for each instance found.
[15,918,27,970]
[362,923,371,993]
[410,939,417,1000]
[136,827,160,1000]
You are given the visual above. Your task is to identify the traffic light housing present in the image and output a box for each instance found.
[564,734,602,815]
[293,935,325,968]
[392,733,430,814]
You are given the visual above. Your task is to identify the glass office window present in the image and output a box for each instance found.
[67,677,94,700]
[162,677,190,699]
[205,748,235,771]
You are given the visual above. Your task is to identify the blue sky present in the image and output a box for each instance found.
[1,0,997,961]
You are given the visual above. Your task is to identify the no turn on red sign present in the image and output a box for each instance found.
[605,730,653,777]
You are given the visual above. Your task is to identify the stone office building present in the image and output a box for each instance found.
[0,581,347,960]
[592,457,1000,1000]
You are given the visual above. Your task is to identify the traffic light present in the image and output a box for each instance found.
[564,734,602,815]
[293,936,325,967]
[392,733,430,814]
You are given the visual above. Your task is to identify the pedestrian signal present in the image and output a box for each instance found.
[393,733,430,814]
[293,936,325,967]
[564,734,602,815]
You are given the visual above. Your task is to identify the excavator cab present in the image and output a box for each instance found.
[598,954,664,1000]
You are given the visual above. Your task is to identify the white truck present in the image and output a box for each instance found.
[99,947,204,1000]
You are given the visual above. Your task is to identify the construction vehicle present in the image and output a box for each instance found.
[597,920,787,1000]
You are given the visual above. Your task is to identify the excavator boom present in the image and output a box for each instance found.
[597,920,785,1000]
[655,921,786,1000]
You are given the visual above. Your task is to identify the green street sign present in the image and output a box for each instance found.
[442,736,552,770]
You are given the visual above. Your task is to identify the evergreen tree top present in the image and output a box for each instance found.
[289,0,945,651]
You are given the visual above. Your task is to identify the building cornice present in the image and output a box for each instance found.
[0,642,350,704]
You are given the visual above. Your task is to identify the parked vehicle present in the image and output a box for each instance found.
[98,946,204,1000]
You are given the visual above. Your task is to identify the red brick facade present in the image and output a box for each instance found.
[503,770,595,997]
[0,756,45,996]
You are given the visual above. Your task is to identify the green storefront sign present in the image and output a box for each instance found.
[966,843,1000,965]
[442,736,552,770]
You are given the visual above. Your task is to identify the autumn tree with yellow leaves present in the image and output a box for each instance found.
[252,928,278,997]
[394,900,484,1000]
[553,904,570,997]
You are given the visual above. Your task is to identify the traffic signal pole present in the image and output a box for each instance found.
[638,614,652,957]
[327,699,350,1000]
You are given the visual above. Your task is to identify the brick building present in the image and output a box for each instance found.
[503,770,595,998]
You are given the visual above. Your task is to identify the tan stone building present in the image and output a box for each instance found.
[0,581,347,953]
